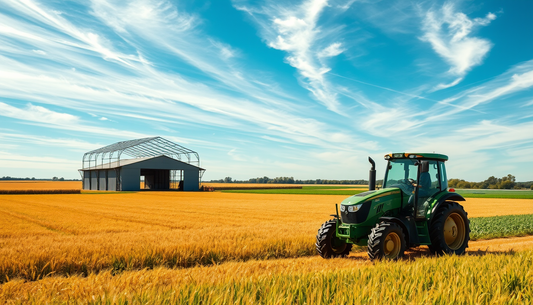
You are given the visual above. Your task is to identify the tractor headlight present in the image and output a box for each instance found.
[348,204,362,212]
[340,205,346,212]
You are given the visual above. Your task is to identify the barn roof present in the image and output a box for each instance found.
[81,155,205,171]
[82,137,200,170]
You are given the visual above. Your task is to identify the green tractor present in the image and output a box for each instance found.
[316,153,470,260]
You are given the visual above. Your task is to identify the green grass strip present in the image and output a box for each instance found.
[457,190,533,199]
[222,189,366,195]
[223,187,533,198]
[221,185,367,195]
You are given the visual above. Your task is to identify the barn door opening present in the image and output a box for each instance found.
[140,169,170,190]
[170,170,184,191]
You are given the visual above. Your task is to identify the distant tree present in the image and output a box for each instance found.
[59,177,65,181]
[52,177,58,181]
[223,177,233,183]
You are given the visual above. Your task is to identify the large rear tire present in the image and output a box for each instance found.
[429,201,470,255]
[367,222,406,260]
[316,219,352,258]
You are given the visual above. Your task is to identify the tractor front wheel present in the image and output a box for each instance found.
[367,222,406,260]
[316,219,352,258]
[429,201,470,255]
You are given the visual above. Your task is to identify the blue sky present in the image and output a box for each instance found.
[0,0,532,182]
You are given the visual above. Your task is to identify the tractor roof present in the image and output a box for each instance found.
[384,153,448,161]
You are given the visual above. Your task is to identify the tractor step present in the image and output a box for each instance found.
[415,222,431,244]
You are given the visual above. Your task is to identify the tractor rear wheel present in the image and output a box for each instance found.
[367,222,406,260]
[316,219,352,258]
[429,201,470,255]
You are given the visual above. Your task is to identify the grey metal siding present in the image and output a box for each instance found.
[120,168,140,191]
[83,171,90,190]
[99,170,107,191]
[107,170,117,191]
[183,170,199,191]
[90,171,98,190]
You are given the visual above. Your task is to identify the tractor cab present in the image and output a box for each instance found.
[383,153,449,219]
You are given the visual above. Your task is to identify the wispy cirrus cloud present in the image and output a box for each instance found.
[357,59,533,137]
[235,0,348,114]
[0,102,79,125]
[420,3,496,90]
[0,0,364,153]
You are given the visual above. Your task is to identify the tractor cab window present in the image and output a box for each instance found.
[419,161,440,198]
[383,159,418,195]
[439,161,448,191]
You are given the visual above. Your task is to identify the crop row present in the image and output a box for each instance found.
[470,214,533,240]
[0,189,81,194]
[0,212,532,283]
[1,192,532,283]
[2,250,533,304]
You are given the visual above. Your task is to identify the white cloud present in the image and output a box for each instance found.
[337,0,357,11]
[238,0,347,114]
[430,77,463,91]
[0,0,365,153]
[318,42,345,58]
[32,49,46,55]
[209,39,238,60]
[228,148,247,162]
[421,3,495,90]
[357,59,533,137]
[0,133,102,151]
[0,102,79,124]
[0,151,80,170]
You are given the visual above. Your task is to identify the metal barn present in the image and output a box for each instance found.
[80,137,204,191]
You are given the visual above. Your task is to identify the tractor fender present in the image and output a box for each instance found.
[429,193,466,223]
[379,216,419,247]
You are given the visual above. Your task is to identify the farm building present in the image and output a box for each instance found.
[80,137,204,191]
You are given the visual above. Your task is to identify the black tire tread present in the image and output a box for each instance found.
[429,201,470,255]
[316,219,352,258]
[367,221,406,260]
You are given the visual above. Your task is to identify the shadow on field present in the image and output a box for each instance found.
[344,246,517,262]
[403,246,517,260]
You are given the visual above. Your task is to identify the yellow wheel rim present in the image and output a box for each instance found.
[444,212,466,250]
[383,232,401,258]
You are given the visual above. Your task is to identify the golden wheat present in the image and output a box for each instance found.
[1,187,533,304]
[2,250,533,304]
[0,181,81,190]
[0,192,350,282]
[1,190,532,283]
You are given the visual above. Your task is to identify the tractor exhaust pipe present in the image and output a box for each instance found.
[368,157,376,191]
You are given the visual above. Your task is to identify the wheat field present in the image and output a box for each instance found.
[0,181,81,190]
[2,185,533,303]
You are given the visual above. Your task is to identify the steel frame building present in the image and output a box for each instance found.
[80,137,204,191]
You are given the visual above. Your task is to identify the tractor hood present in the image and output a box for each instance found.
[339,188,402,225]
[341,188,400,205]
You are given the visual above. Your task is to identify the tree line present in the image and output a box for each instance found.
[0,176,80,181]
[448,174,533,190]
[208,174,532,189]
[207,176,370,185]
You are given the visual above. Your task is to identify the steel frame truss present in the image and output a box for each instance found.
[82,137,200,170]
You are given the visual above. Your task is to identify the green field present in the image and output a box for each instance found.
[13,250,532,304]
[457,189,533,199]
[222,185,367,195]
[223,186,533,199]
[471,214,533,240]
